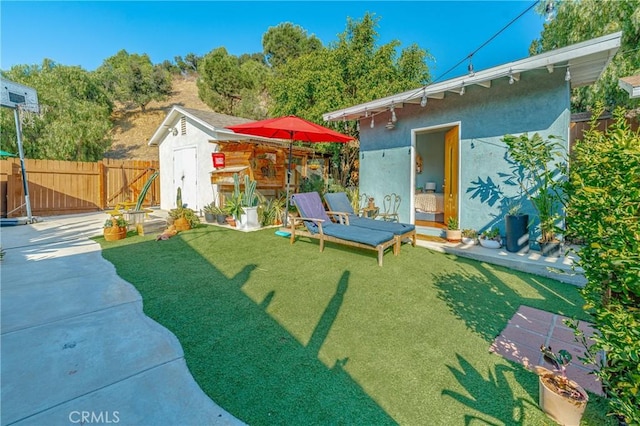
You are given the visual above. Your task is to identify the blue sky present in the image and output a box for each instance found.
[1,1,545,80]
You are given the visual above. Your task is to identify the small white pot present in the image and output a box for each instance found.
[479,238,501,249]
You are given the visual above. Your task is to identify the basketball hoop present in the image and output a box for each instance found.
[17,103,47,128]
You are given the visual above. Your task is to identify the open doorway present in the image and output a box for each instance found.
[414,124,459,229]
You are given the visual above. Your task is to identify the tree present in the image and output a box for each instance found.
[262,22,322,68]
[197,47,270,118]
[96,49,172,112]
[0,60,113,161]
[267,13,433,186]
[530,0,640,112]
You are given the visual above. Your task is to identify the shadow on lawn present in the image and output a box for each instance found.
[443,353,539,425]
[101,234,396,425]
[433,256,583,343]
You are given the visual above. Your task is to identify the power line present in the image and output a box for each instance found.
[432,0,540,84]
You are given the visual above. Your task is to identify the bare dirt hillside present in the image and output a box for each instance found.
[105,76,209,160]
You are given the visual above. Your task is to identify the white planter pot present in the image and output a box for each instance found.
[539,374,588,426]
[238,206,260,230]
[479,238,501,249]
[446,229,462,242]
[461,237,476,245]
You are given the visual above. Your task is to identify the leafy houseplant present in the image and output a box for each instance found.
[502,133,567,255]
[103,217,128,241]
[445,217,461,242]
[479,227,501,248]
[536,345,588,425]
[224,193,244,227]
[203,202,217,223]
[231,173,260,229]
[461,229,477,245]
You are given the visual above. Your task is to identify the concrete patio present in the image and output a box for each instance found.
[0,212,242,426]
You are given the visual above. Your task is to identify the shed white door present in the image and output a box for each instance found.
[173,147,198,210]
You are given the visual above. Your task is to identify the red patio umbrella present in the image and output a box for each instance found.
[227,115,354,226]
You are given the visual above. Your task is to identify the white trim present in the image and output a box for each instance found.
[323,32,622,121]
[618,77,640,99]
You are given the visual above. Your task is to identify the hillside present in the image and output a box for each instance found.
[104,76,210,160]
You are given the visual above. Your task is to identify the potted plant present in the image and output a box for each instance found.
[224,192,244,227]
[536,345,588,426]
[479,228,501,248]
[103,217,128,241]
[445,217,462,242]
[231,173,260,230]
[502,133,567,256]
[504,202,529,253]
[461,229,478,245]
[203,202,217,223]
[168,188,200,231]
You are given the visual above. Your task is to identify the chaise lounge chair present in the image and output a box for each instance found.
[324,192,416,254]
[290,192,397,266]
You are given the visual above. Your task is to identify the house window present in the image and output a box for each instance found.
[180,116,187,135]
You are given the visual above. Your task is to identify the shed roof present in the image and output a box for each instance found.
[323,32,622,122]
[147,106,321,154]
[148,105,258,146]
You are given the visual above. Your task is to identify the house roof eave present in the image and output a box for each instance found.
[323,31,622,122]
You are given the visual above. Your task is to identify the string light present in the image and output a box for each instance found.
[391,103,397,123]
[468,60,475,77]
[460,83,465,96]
[370,116,375,128]
[509,68,515,85]
[420,90,428,107]
[565,67,571,82]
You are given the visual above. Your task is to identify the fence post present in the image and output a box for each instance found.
[98,160,106,209]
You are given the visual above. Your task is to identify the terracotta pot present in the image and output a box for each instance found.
[539,374,588,426]
[174,217,191,231]
[104,226,127,241]
[225,217,236,227]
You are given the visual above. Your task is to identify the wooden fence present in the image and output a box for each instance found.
[0,159,160,218]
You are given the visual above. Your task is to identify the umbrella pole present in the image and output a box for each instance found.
[284,141,293,227]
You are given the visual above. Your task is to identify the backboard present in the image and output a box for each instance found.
[1,78,39,113]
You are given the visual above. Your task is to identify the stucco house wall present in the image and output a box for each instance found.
[357,69,570,235]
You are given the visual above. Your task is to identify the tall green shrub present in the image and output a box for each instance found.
[567,104,640,423]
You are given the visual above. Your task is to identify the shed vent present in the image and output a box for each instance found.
[180,116,187,135]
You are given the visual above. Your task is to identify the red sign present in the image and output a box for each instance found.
[212,153,225,168]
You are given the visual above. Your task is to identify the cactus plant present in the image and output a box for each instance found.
[244,175,258,207]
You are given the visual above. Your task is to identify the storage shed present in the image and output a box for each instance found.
[148,106,328,212]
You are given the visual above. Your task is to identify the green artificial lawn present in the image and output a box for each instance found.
[99,225,613,425]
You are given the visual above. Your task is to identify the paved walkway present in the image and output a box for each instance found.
[490,306,602,395]
[0,212,243,426]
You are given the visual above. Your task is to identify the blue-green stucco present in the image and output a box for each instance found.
[357,69,570,237]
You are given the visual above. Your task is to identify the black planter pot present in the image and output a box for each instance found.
[505,214,529,253]
[216,214,227,225]
[204,212,215,223]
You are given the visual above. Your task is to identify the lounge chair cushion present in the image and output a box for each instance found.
[292,192,394,246]
[324,192,416,235]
